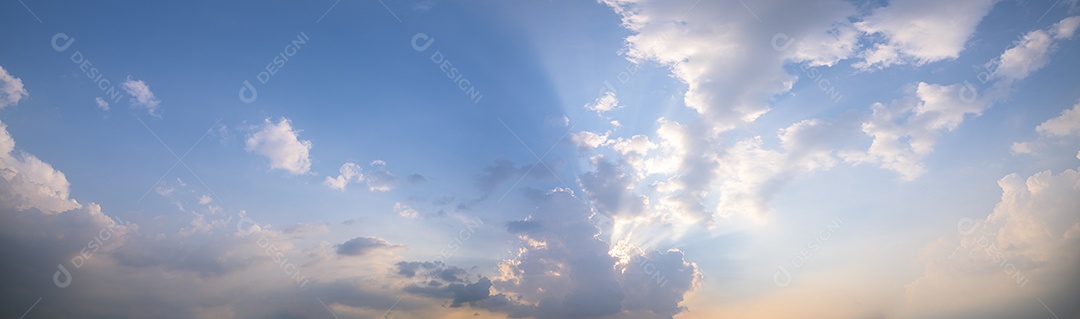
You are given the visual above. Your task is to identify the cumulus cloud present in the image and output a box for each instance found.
[602,0,852,129]
[845,83,993,180]
[0,66,28,109]
[900,167,1080,318]
[121,77,162,116]
[0,132,410,317]
[455,188,700,319]
[593,0,859,225]
[579,156,649,219]
[849,16,1079,180]
[0,121,81,214]
[570,130,610,149]
[245,117,313,175]
[853,0,996,69]
[324,162,362,191]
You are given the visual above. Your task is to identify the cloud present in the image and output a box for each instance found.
[466,188,700,319]
[245,117,313,175]
[1013,99,1080,156]
[324,162,362,191]
[900,167,1080,318]
[0,121,82,214]
[323,160,399,191]
[994,16,1079,83]
[0,115,444,318]
[1036,100,1080,137]
[848,16,1079,180]
[407,173,427,184]
[121,77,162,116]
[603,0,859,130]
[0,66,28,109]
[844,82,993,180]
[853,0,997,69]
[595,0,863,226]
[335,236,400,256]
[475,159,561,194]
[94,97,110,111]
[579,156,648,219]
[570,130,610,149]
[365,160,398,192]
[585,91,622,113]
[395,202,419,218]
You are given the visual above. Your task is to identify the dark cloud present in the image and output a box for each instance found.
[335,236,399,256]
[579,157,647,218]
[475,159,565,193]
[447,277,493,307]
[425,189,702,319]
[505,220,542,234]
[407,173,428,184]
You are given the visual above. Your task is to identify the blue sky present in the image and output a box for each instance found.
[2,0,1080,318]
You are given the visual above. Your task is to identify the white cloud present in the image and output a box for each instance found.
[585,91,622,113]
[1052,15,1080,39]
[595,0,870,227]
[0,65,29,109]
[121,77,161,116]
[845,83,992,180]
[1013,99,1080,156]
[611,134,657,173]
[850,17,1079,180]
[245,117,313,175]
[714,120,840,219]
[788,23,861,67]
[996,16,1079,82]
[394,202,419,219]
[324,162,363,191]
[853,0,997,69]
[602,0,857,130]
[0,121,82,214]
[995,31,1054,81]
[324,160,399,192]
[900,167,1080,317]
[1036,100,1080,137]
[94,97,110,111]
[570,130,610,149]
[1010,141,1035,154]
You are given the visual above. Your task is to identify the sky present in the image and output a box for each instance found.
[1,0,1079,318]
